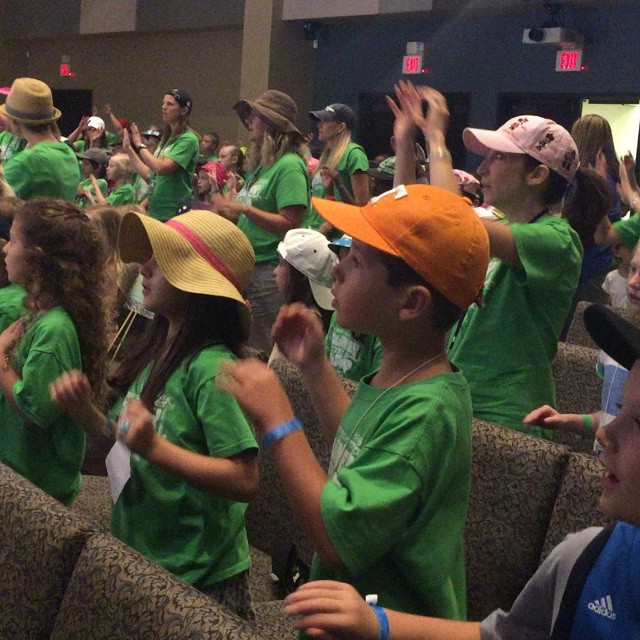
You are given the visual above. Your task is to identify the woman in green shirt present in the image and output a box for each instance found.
[128,89,199,221]
[219,89,311,354]
[308,103,370,232]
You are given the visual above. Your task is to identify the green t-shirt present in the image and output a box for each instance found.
[0,130,26,165]
[306,143,369,229]
[0,307,84,506]
[324,313,382,381]
[132,174,150,203]
[236,153,310,263]
[614,214,640,250]
[107,183,135,206]
[448,215,582,436]
[4,141,82,202]
[0,284,26,333]
[311,370,472,620]
[76,177,108,208]
[110,344,259,589]
[147,130,199,221]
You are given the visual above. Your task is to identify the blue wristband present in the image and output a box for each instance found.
[261,418,302,450]
[369,604,390,640]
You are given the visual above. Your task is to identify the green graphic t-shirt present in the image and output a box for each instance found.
[4,141,82,202]
[307,142,369,229]
[448,215,582,436]
[107,183,136,206]
[236,153,310,263]
[147,130,199,221]
[0,130,26,164]
[110,344,258,588]
[325,313,382,381]
[76,177,108,208]
[311,370,472,621]
[0,307,84,505]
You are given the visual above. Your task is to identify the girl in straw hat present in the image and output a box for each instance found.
[216,89,311,354]
[0,198,109,506]
[50,209,259,619]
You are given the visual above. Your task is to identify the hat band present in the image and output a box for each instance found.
[165,219,243,294]
[5,103,55,121]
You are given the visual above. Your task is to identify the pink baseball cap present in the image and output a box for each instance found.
[463,115,580,181]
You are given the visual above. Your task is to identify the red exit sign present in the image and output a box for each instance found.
[402,55,423,74]
[556,49,583,72]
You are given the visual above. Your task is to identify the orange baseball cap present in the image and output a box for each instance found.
[312,184,489,309]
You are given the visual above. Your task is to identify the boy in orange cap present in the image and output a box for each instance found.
[219,184,489,622]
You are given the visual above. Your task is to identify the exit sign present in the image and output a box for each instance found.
[556,49,583,72]
[402,55,423,74]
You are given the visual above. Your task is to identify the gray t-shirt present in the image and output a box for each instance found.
[480,527,602,639]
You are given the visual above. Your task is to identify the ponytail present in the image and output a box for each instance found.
[562,167,612,246]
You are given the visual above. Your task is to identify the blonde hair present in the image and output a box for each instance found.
[110,153,133,181]
[248,124,305,171]
[314,128,352,177]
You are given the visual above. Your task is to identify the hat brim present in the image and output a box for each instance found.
[118,211,251,333]
[0,103,61,125]
[584,304,640,371]
[463,127,524,157]
[309,110,335,122]
[311,197,397,257]
[309,280,334,310]
[233,99,301,135]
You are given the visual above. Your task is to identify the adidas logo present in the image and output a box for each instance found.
[588,595,617,620]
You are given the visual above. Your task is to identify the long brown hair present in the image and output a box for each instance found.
[109,294,247,410]
[571,114,620,182]
[17,198,109,404]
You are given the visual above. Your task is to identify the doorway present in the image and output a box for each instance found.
[52,89,93,138]
[497,92,640,167]
[358,91,472,169]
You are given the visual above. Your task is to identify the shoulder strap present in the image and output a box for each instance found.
[550,523,616,640]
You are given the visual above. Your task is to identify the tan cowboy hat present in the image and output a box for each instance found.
[118,209,255,333]
[233,89,301,135]
[0,77,61,125]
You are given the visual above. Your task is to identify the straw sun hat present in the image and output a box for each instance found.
[118,209,256,331]
[0,77,61,125]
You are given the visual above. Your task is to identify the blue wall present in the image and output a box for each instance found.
[312,4,639,165]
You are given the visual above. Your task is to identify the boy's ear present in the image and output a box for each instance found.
[398,284,431,322]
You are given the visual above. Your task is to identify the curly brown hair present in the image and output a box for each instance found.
[16,198,109,405]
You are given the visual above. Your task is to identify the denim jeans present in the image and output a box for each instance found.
[245,262,283,355]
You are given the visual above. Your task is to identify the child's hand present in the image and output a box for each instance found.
[117,399,158,457]
[0,318,24,359]
[284,581,380,640]
[271,303,326,370]
[523,405,589,435]
[49,370,94,421]
[216,359,294,434]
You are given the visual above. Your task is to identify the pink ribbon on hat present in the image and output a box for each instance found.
[165,218,243,294]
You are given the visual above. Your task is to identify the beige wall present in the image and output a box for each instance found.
[7,28,246,144]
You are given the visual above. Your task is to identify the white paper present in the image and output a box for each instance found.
[106,440,132,504]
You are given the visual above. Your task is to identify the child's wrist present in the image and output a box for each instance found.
[365,595,390,640]
[261,417,302,450]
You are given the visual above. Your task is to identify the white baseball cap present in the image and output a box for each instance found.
[87,115,105,130]
[277,228,338,310]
